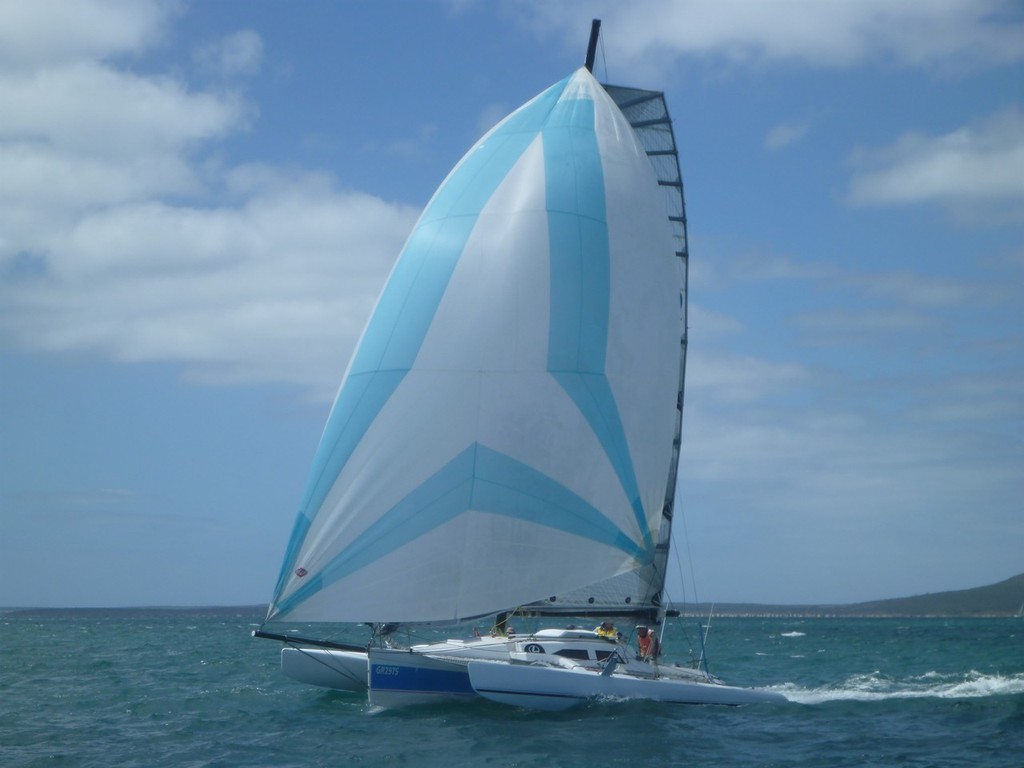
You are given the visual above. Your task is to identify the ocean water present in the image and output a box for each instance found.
[2,610,1022,767]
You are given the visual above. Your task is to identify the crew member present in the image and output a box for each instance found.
[636,625,660,659]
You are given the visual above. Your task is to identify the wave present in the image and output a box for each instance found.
[779,631,806,637]
[775,670,1024,704]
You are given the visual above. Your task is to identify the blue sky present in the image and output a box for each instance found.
[1,0,1022,608]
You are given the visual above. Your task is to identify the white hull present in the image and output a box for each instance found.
[361,628,786,710]
[276,629,786,711]
[467,660,787,711]
[280,647,368,692]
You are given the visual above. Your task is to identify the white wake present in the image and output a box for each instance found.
[773,670,1024,704]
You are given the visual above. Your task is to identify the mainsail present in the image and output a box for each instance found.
[266,66,688,627]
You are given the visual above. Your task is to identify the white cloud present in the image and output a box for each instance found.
[379,122,439,159]
[727,252,833,282]
[764,122,808,151]
[848,108,1024,211]
[0,0,172,68]
[687,304,743,338]
[678,352,1024,601]
[911,372,1024,426]
[853,270,1012,308]
[0,2,421,399]
[797,308,940,339]
[515,0,1024,76]
[0,143,198,208]
[3,175,417,396]
[194,29,264,78]
[687,351,809,404]
[0,57,247,262]
[0,62,245,157]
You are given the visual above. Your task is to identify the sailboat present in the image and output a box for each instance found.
[255,20,785,710]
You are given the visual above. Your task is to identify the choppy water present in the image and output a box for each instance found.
[2,609,1022,767]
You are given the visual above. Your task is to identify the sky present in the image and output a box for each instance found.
[1,0,1022,609]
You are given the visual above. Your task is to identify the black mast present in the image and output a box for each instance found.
[584,19,601,73]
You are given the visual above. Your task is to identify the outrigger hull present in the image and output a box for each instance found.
[280,647,368,693]
[467,660,787,711]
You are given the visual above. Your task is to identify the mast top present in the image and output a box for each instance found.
[585,19,601,73]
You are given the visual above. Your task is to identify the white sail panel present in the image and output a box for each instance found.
[525,84,688,619]
[267,68,683,624]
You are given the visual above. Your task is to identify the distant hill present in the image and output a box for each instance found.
[835,572,1024,617]
[677,572,1024,618]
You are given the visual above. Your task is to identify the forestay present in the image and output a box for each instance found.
[266,68,686,626]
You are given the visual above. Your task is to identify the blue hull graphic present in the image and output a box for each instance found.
[368,650,477,706]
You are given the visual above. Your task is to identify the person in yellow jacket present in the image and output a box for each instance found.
[594,620,617,639]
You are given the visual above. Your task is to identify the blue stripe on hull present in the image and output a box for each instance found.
[369,660,475,697]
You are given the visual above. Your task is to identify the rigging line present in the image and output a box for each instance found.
[599,25,609,83]
[675,498,702,609]
[698,605,714,677]
[668,526,687,610]
[288,642,366,687]
[668,505,714,676]
[678,508,716,671]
